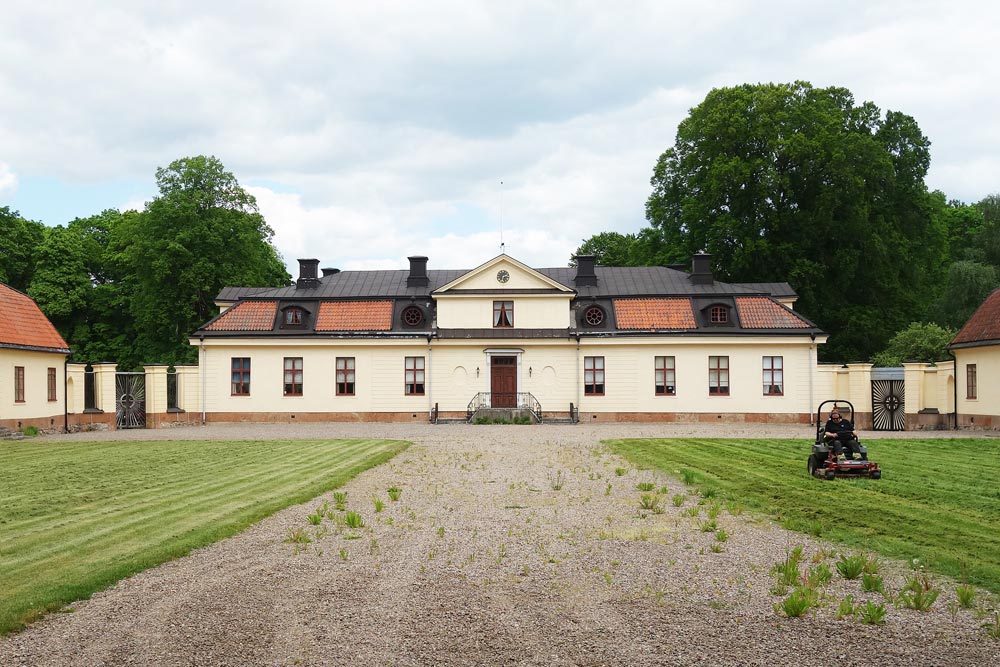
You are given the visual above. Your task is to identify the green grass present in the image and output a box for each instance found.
[608,438,1000,595]
[0,437,408,635]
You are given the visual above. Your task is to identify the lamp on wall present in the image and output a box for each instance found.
[528,366,533,377]
[476,366,480,377]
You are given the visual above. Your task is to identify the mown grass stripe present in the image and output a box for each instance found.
[609,437,1000,595]
[0,438,407,635]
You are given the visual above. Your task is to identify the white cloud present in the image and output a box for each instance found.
[0,162,17,198]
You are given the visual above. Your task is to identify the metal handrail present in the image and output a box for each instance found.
[466,392,542,420]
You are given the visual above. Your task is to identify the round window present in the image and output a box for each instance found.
[583,306,605,327]
[402,306,424,327]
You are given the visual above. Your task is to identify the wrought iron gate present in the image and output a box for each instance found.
[115,372,147,429]
[871,379,905,431]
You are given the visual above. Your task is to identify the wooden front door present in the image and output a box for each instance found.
[491,357,517,408]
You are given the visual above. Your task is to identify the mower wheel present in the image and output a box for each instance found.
[825,469,836,481]
[807,457,817,477]
[871,470,881,480]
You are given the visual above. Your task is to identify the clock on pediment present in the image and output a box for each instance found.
[496,270,510,284]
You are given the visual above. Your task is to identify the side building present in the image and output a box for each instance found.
[190,253,827,423]
[950,287,1000,429]
[0,283,72,432]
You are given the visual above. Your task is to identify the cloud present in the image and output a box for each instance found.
[0,162,16,198]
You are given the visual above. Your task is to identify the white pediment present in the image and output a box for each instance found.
[434,254,573,293]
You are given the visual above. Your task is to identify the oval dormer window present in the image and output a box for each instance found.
[285,308,304,325]
[709,305,728,324]
[583,305,605,327]
[402,305,424,327]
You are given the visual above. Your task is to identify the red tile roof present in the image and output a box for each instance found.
[316,301,393,331]
[735,297,811,329]
[0,283,71,352]
[614,299,696,329]
[205,301,278,331]
[952,288,1000,346]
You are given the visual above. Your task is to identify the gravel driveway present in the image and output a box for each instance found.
[2,422,998,666]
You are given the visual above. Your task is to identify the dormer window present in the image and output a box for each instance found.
[710,306,728,323]
[280,305,310,328]
[493,301,514,328]
[285,308,304,325]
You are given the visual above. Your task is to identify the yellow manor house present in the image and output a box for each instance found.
[189,253,828,424]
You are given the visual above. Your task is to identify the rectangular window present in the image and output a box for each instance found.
[654,356,676,395]
[283,357,303,396]
[231,358,251,395]
[48,367,57,402]
[763,356,783,396]
[15,366,25,403]
[967,364,977,400]
[493,300,514,328]
[584,356,605,395]
[405,356,425,395]
[708,356,730,395]
[336,357,356,395]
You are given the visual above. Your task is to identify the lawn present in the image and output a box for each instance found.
[0,437,408,635]
[608,438,1000,595]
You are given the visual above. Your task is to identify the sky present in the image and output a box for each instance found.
[2,1,999,276]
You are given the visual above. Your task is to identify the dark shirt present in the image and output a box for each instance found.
[824,418,855,439]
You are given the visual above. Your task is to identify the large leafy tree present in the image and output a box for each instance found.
[0,207,45,291]
[117,156,290,365]
[28,210,139,366]
[870,322,957,367]
[644,82,946,361]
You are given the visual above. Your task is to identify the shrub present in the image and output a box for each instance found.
[771,551,802,587]
[636,482,656,492]
[344,511,365,529]
[836,553,866,580]
[387,486,402,501]
[23,426,39,437]
[859,600,887,625]
[775,587,817,618]
[955,584,977,609]
[638,494,661,512]
[836,595,858,620]
[679,469,698,485]
[898,575,940,611]
[983,611,1000,640]
[672,494,686,507]
[861,573,884,594]
[614,467,627,477]
[807,563,832,588]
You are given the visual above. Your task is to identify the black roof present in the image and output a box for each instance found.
[225,266,796,300]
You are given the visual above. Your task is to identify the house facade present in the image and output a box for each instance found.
[0,283,72,431]
[190,253,828,423]
[950,287,1000,429]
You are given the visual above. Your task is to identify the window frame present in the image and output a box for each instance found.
[336,357,356,396]
[709,305,729,323]
[762,356,783,396]
[15,366,25,403]
[47,367,57,402]
[283,357,303,396]
[405,356,425,395]
[584,356,605,396]
[493,300,514,328]
[967,364,977,400]
[231,358,251,396]
[708,356,730,396]
[284,307,304,326]
[654,356,676,396]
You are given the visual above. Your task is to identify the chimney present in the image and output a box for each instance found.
[321,267,340,277]
[407,256,429,287]
[689,252,713,285]
[574,255,598,287]
[296,258,321,289]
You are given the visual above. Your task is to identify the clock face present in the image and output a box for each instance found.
[497,270,510,284]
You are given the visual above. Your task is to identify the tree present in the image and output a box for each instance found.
[571,231,640,266]
[870,322,957,367]
[117,156,290,365]
[0,207,45,291]
[927,260,999,329]
[644,81,946,361]
[28,210,139,366]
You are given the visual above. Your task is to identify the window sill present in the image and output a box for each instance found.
[167,407,186,414]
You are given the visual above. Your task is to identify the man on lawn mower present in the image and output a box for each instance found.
[823,410,863,460]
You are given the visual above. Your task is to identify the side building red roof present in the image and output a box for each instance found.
[316,301,393,331]
[614,299,697,329]
[204,301,279,331]
[951,288,1000,347]
[735,297,812,329]
[0,283,71,352]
